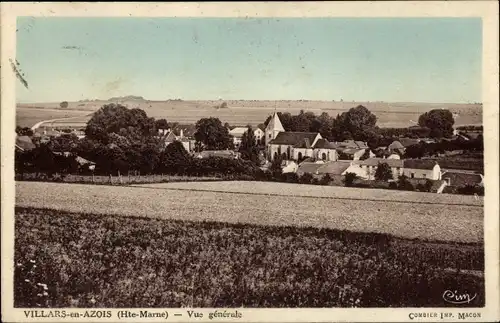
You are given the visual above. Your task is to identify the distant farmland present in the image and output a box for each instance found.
[17,99,483,128]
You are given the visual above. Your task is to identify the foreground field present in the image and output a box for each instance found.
[17,100,482,128]
[15,181,483,243]
[135,181,484,206]
[14,207,483,308]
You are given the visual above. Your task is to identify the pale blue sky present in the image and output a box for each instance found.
[16,17,481,103]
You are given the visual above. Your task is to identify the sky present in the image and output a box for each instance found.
[16,17,482,103]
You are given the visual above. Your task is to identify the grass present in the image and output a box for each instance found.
[14,207,484,308]
[16,181,483,243]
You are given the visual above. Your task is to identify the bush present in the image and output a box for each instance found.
[283,172,299,183]
[388,182,398,190]
[319,173,332,186]
[343,172,357,187]
[299,173,314,184]
[457,185,484,196]
[311,178,319,185]
[397,175,415,191]
[416,183,425,192]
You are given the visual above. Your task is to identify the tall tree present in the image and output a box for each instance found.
[239,126,260,165]
[194,117,234,150]
[331,105,377,141]
[418,109,455,138]
[85,104,156,144]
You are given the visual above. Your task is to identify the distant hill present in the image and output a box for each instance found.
[108,95,146,102]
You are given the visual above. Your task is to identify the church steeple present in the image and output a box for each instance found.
[265,111,285,146]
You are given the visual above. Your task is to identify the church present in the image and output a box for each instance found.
[264,112,339,162]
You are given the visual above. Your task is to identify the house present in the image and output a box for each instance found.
[399,138,420,148]
[162,129,191,152]
[195,150,240,159]
[387,153,401,160]
[15,135,36,152]
[334,140,372,160]
[441,170,483,187]
[358,158,404,180]
[317,160,368,179]
[229,127,265,147]
[296,160,368,180]
[53,152,96,170]
[402,159,441,180]
[296,161,325,177]
[282,160,299,174]
[388,140,405,154]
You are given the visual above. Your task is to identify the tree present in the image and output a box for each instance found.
[155,118,169,130]
[160,141,191,174]
[85,104,156,144]
[331,105,377,141]
[397,174,414,191]
[60,101,69,109]
[374,162,393,181]
[239,126,260,165]
[404,143,425,159]
[16,126,34,137]
[343,172,357,187]
[269,154,283,179]
[418,109,454,138]
[359,149,371,160]
[194,117,234,150]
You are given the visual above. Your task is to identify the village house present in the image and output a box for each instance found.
[356,158,442,181]
[229,127,265,148]
[194,150,240,159]
[402,159,442,180]
[441,169,483,187]
[296,160,368,180]
[161,129,191,152]
[359,158,404,180]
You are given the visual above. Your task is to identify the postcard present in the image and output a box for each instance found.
[1,2,499,323]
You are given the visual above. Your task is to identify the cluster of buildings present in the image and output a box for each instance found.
[16,111,484,191]
[263,111,442,182]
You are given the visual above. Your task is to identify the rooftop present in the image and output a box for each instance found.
[270,132,319,146]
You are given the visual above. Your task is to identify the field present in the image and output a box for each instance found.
[17,99,483,128]
[16,181,483,243]
[14,180,484,307]
[14,207,483,308]
[16,107,93,128]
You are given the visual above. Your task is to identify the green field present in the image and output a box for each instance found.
[17,99,483,128]
[14,206,483,308]
[16,181,483,243]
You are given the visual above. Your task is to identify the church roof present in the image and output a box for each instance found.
[265,112,285,133]
[314,138,338,149]
[270,132,318,146]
